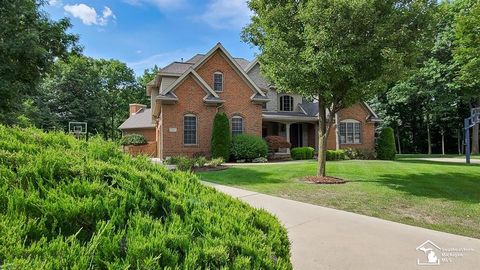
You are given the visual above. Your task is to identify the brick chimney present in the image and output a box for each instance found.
[129,104,146,116]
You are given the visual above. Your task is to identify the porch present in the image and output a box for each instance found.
[262,121,318,150]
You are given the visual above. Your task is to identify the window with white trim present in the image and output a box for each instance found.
[183,114,197,145]
[213,72,223,92]
[280,95,293,111]
[231,116,244,136]
[339,120,361,144]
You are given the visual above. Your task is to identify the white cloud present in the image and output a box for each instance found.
[200,0,252,29]
[48,0,62,7]
[123,0,185,10]
[64,4,115,26]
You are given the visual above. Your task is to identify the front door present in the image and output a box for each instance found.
[290,123,303,148]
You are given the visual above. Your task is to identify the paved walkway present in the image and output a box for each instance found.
[206,183,480,270]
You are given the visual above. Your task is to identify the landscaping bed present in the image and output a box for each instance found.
[0,126,292,269]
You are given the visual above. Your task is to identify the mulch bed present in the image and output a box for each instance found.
[193,165,229,173]
[301,176,347,184]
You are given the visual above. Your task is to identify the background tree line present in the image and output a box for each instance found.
[1,0,156,140]
[372,0,480,155]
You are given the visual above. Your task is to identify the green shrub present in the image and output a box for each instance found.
[291,147,315,160]
[120,133,147,146]
[377,127,396,160]
[343,147,376,160]
[211,113,231,161]
[326,150,347,161]
[194,156,208,167]
[208,157,224,167]
[230,134,268,161]
[0,126,291,269]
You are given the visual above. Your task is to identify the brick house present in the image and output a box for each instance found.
[119,43,381,158]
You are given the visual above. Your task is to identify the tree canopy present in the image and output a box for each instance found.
[243,0,437,175]
[0,0,80,124]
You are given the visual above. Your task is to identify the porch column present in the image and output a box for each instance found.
[285,123,291,154]
[314,123,319,151]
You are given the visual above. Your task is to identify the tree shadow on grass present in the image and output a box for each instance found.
[374,170,480,203]
[198,167,289,186]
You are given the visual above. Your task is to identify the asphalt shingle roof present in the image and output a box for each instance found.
[118,108,155,130]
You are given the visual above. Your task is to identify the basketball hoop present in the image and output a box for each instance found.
[464,108,480,164]
[69,122,88,140]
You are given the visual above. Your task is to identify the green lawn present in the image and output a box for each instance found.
[199,160,480,238]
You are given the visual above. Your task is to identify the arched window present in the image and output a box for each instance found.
[183,114,197,145]
[279,95,294,111]
[339,119,361,144]
[213,72,223,92]
[231,116,244,136]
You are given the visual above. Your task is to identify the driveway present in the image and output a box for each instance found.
[206,183,480,270]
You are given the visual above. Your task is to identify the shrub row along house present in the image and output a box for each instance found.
[119,43,381,158]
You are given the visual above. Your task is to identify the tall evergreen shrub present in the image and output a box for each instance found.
[377,127,396,160]
[210,112,231,160]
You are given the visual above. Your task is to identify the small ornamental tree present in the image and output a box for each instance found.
[377,127,396,160]
[211,112,231,160]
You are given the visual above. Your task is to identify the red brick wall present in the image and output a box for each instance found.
[161,50,262,158]
[325,103,376,150]
[123,128,156,142]
[124,142,157,157]
[122,128,157,157]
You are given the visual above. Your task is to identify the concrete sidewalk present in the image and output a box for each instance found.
[207,183,480,270]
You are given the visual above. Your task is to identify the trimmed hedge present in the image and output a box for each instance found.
[211,113,231,160]
[231,134,268,161]
[377,127,396,160]
[326,150,346,161]
[291,147,315,160]
[0,126,291,269]
[120,133,147,146]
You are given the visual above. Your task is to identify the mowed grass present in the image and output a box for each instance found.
[199,160,480,238]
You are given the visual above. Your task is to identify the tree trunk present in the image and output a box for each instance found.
[458,129,462,155]
[472,99,479,154]
[317,101,327,177]
[427,122,432,155]
[473,124,479,154]
[441,129,445,155]
[396,127,402,154]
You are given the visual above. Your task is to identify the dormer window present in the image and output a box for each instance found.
[280,95,293,111]
[213,72,223,92]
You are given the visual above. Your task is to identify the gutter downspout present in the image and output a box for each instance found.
[335,113,340,150]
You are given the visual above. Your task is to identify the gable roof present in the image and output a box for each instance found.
[161,68,220,98]
[118,108,155,130]
[189,43,266,97]
[159,53,251,76]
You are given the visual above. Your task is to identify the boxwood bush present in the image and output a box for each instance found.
[230,134,268,161]
[326,150,347,161]
[0,126,291,269]
[291,147,315,160]
[120,133,147,146]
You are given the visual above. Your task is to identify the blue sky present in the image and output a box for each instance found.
[44,0,257,75]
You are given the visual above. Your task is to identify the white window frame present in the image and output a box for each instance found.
[339,119,361,144]
[279,95,294,112]
[183,114,198,145]
[231,116,244,136]
[213,72,223,92]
